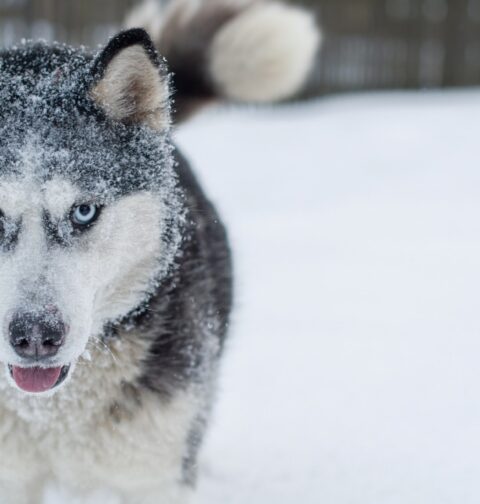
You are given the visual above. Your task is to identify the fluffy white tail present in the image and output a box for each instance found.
[125,0,321,120]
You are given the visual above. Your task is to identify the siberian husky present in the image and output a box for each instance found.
[0,0,319,502]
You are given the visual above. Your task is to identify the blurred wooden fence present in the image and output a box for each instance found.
[0,0,137,47]
[300,0,480,96]
[1,0,480,96]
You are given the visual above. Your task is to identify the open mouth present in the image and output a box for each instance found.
[8,364,70,393]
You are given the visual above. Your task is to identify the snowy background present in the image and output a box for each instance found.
[49,90,480,502]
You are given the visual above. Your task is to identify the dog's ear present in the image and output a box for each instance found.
[90,29,170,130]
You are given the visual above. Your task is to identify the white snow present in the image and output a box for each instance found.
[50,90,480,503]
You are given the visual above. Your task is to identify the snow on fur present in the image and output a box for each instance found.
[0,39,183,288]
[0,29,232,504]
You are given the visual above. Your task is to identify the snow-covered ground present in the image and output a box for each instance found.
[50,90,480,503]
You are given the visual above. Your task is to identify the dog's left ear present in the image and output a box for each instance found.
[90,29,170,130]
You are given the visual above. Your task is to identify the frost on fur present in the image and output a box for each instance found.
[124,0,321,119]
[0,31,184,385]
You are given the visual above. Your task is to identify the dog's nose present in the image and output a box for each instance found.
[9,310,67,360]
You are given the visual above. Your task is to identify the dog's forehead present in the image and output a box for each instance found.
[0,177,78,218]
[0,42,178,210]
[42,178,79,216]
[0,45,176,201]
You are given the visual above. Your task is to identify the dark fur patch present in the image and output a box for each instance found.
[0,215,21,253]
[129,149,233,398]
[91,29,162,82]
[182,415,208,486]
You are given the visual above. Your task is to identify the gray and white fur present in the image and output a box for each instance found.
[0,1,320,503]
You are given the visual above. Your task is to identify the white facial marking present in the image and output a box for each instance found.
[43,178,79,219]
[0,181,37,218]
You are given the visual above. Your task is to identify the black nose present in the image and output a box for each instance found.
[9,310,67,360]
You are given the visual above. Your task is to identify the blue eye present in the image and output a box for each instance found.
[71,204,100,227]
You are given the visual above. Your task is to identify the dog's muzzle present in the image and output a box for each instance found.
[7,308,71,393]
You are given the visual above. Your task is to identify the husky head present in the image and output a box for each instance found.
[0,30,183,395]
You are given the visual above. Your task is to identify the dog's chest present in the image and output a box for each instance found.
[0,341,198,491]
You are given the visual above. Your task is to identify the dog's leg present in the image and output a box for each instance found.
[0,481,42,504]
[120,484,193,504]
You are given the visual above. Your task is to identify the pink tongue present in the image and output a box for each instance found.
[11,366,62,393]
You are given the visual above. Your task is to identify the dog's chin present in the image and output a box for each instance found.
[6,363,72,395]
